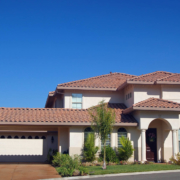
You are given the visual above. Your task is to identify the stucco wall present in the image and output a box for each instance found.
[162,85,180,103]
[134,85,161,104]
[124,85,134,108]
[64,90,124,109]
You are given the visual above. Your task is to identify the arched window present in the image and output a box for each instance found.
[0,135,5,138]
[35,136,39,139]
[41,136,46,139]
[7,136,12,139]
[14,136,19,139]
[84,127,93,143]
[21,136,26,139]
[28,136,32,139]
[101,134,111,148]
[118,128,127,147]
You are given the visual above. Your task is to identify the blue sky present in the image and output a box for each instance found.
[0,0,180,108]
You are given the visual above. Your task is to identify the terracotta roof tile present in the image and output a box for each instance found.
[123,98,180,114]
[0,103,137,125]
[127,71,174,82]
[157,73,180,83]
[57,73,136,90]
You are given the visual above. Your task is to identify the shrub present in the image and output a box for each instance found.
[118,136,134,161]
[100,146,118,163]
[78,166,88,175]
[83,133,99,162]
[170,153,180,165]
[56,167,74,177]
[52,153,81,169]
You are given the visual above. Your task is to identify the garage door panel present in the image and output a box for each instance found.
[0,139,45,155]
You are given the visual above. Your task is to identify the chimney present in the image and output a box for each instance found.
[110,72,112,74]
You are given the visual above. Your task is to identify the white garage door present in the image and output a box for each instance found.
[0,135,48,162]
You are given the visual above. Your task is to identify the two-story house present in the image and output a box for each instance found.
[0,71,180,163]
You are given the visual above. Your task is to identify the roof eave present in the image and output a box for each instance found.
[123,106,180,114]
[57,86,117,91]
[156,81,180,85]
[0,122,138,126]
[127,80,154,85]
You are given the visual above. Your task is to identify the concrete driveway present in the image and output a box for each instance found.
[0,163,61,180]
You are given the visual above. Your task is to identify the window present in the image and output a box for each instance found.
[126,92,132,100]
[35,136,39,139]
[84,127,93,143]
[101,134,111,148]
[7,136,12,139]
[118,128,127,147]
[179,130,180,152]
[21,136,26,139]
[14,136,19,139]
[28,136,32,139]
[72,94,82,109]
[41,136,46,139]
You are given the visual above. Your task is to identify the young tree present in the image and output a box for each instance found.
[89,100,115,169]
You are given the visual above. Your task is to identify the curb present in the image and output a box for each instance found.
[40,169,180,180]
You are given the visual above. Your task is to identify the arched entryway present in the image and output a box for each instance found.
[146,118,172,162]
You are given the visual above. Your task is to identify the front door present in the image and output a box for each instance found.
[146,128,157,162]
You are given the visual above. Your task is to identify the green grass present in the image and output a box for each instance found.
[86,164,180,175]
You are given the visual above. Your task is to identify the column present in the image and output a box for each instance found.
[141,129,146,162]
[172,130,177,157]
[58,127,61,153]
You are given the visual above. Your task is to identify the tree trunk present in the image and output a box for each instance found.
[102,142,106,169]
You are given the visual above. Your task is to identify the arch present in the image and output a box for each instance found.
[7,136,12,139]
[147,118,172,130]
[0,135,5,138]
[35,136,39,139]
[118,128,127,147]
[84,127,93,142]
[14,136,19,139]
[21,136,26,139]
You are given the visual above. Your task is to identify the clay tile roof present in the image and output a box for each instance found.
[127,71,174,83]
[156,73,180,83]
[57,73,136,90]
[0,103,137,126]
[123,98,180,114]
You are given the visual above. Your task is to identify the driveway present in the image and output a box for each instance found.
[0,163,61,180]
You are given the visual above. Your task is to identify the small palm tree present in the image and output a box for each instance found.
[118,136,134,161]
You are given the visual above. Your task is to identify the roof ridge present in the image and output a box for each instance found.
[132,97,155,107]
[127,71,173,81]
[156,73,179,81]
[57,72,136,86]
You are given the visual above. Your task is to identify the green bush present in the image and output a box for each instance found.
[47,148,58,163]
[52,153,80,169]
[83,133,99,162]
[100,146,118,163]
[118,136,134,161]
[170,153,180,165]
[56,167,74,177]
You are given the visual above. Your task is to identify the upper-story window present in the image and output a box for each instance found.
[126,92,132,100]
[72,94,82,109]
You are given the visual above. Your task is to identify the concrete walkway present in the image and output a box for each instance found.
[0,163,61,180]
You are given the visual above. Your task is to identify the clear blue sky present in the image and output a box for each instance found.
[0,0,180,108]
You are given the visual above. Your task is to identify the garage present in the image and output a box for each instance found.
[0,133,48,162]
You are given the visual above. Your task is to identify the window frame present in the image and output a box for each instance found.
[72,93,83,109]
[118,128,127,148]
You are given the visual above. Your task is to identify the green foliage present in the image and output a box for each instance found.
[52,153,80,169]
[83,133,99,162]
[170,153,180,165]
[100,146,118,163]
[78,166,89,175]
[89,100,116,169]
[118,136,134,161]
[56,167,74,177]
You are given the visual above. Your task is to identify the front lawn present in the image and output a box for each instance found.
[86,164,180,175]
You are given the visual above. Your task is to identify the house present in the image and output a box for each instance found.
[0,71,180,163]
